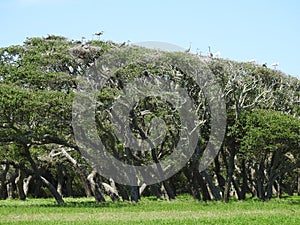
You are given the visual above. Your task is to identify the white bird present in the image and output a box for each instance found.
[214,51,221,57]
[248,59,256,64]
[271,62,279,69]
[196,48,202,56]
[208,46,213,58]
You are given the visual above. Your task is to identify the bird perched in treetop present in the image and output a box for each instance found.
[95,31,104,36]
[271,62,279,69]
[185,42,191,53]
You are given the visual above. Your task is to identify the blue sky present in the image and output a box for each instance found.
[1,0,299,78]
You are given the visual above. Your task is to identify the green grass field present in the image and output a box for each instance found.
[0,195,299,224]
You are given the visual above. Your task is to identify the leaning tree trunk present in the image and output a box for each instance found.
[202,170,221,200]
[60,148,92,197]
[24,146,64,204]
[39,176,64,205]
[197,171,211,201]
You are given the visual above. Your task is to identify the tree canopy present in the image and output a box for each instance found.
[0,35,299,203]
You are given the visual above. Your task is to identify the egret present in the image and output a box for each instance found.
[248,59,256,64]
[271,62,279,69]
[208,46,213,58]
[214,51,221,57]
[196,48,202,56]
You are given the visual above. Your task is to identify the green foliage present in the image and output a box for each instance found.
[1,35,300,202]
[238,109,300,159]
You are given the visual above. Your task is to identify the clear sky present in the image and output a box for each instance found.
[1,0,299,78]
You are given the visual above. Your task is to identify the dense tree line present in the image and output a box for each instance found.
[0,36,299,204]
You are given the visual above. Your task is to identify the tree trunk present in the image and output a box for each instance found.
[298,168,300,196]
[0,164,9,200]
[116,184,129,201]
[214,156,225,193]
[130,186,139,203]
[23,175,32,197]
[56,163,63,197]
[23,146,64,204]
[87,170,106,203]
[65,175,73,197]
[77,170,92,197]
[15,168,26,200]
[6,169,17,199]
[162,180,175,200]
[150,183,162,198]
[224,148,236,202]
[240,159,248,200]
[197,172,211,201]
[40,176,64,205]
[232,176,242,200]
[60,148,92,197]
[139,183,147,196]
[202,170,221,200]
[191,171,201,200]
[256,163,266,201]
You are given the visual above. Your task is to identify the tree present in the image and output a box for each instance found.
[235,109,300,200]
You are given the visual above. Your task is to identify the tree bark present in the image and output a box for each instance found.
[0,164,9,200]
[40,176,64,205]
[23,175,32,197]
[56,163,63,196]
[15,168,26,200]
[162,180,175,200]
[24,145,64,204]
[116,184,129,201]
[130,186,139,203]
[65,175,73,197]
[6,169,17,199]
[223,148,237,202]
[214,156,225,193]
[298,168,300,196]
[240,159,248,200]
[197,172,211,201]
[87,170,106,203]
[60,148,92,197]
[202,170,221,200]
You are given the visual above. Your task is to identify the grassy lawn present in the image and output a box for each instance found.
[0,195,299,224]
